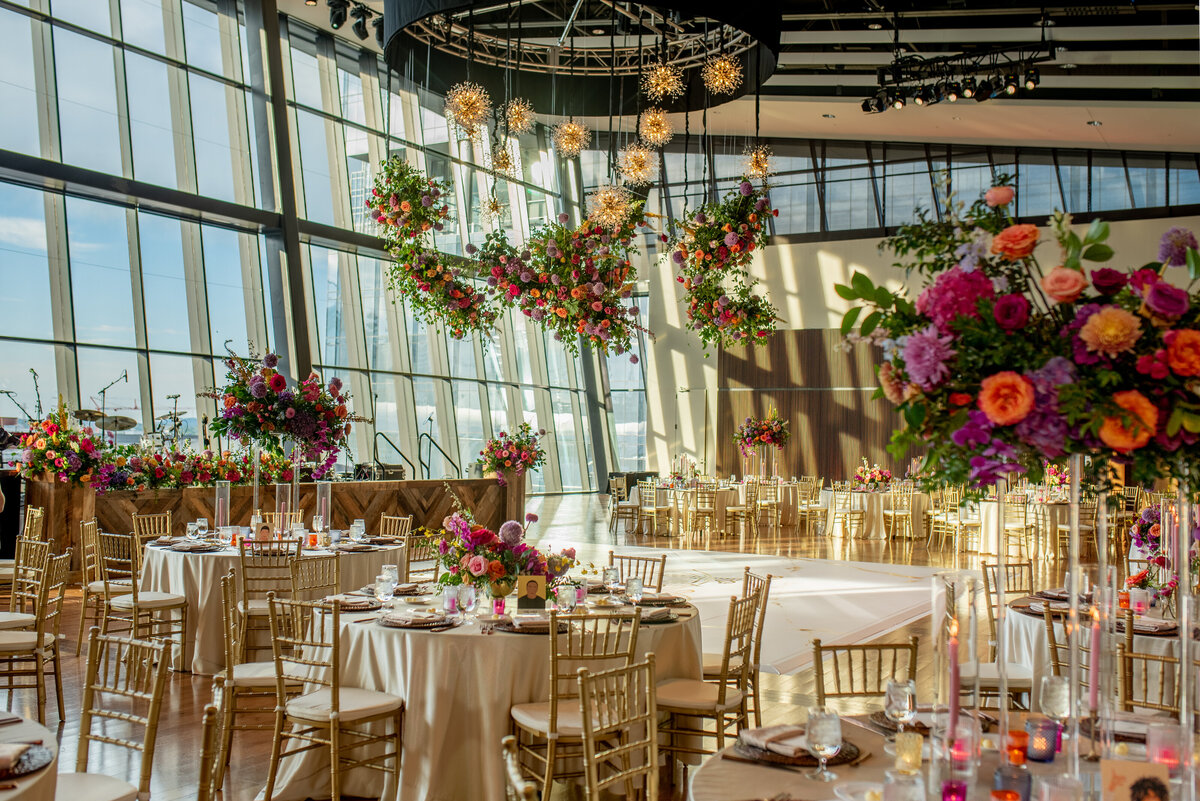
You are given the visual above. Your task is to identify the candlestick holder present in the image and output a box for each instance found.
[1081,713,1100,762]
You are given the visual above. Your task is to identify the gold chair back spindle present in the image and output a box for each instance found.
[812,636,920,708]
[578,656,659,801]
[607,551,667,593]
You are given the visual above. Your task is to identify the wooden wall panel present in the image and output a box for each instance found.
[717,330,905,482]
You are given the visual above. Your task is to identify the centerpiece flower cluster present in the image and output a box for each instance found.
[667,179,780,350]
[475,422,547,487]
[427,511,576,594]
[1044,462,1069,488]
[835,179,1200,488]
[732,408,791,457]
[15,399,105,485]
[854,459,893,491]
[91,446,295,494]
[204,350,358,478]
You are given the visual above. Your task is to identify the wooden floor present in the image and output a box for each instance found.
[21,493,1070,801]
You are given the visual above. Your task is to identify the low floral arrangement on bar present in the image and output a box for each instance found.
[835,177,1200,488]
[426,511,576,596]
[16,399,105,486]
[732,408,790,457]
[854,458,893,491]
[203,349,359,478]
[667,179,780,350]
[476,422,547,487]
[91,446,295,494]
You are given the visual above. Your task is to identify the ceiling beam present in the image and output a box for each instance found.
[780,25,1197,45]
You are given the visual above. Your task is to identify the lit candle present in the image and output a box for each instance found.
[942,781,968,801]
[1088,607,1101,711]
[948,618,960,737]
[1025,719,1057,762]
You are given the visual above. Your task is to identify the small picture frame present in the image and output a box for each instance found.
[516,575,547,610]
[1101,759,1170,801]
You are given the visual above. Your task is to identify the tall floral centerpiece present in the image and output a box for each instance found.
[733,408,790,477]
[853,459,892,492]
[427,511,576,597]
[476,422,547,487]
[16,399,105,486]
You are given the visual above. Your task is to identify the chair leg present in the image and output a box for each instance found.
[52,649,63,721]
[216,684,236,788]
[76,590,90,656]
[35,655,46,725]
[263,710,285,801]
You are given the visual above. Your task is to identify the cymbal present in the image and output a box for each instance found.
[74,409,105,422]
[156,411,188,420]
[99,415,138,431]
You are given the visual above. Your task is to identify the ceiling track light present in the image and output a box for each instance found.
[974,78,993,102]
[327,0,349,30]
[946,81,962,102]
[350,3,372,40]
[305,0,317,5]
[372,14,384,48]
[1003,73,1019,95]
[1024,67,1040,90]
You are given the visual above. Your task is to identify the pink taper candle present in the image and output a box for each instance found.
[948,618,960,736]
[1088,607,1101,711]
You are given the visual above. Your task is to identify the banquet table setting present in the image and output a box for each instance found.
[0,717,57,801]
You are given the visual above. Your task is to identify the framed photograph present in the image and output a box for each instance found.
[1101,760,1170,801]
[516,575,547,610]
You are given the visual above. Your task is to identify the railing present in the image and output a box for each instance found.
[373,431,417,479]
[418,433,460,480]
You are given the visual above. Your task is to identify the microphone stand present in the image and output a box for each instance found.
[97,370,128,444]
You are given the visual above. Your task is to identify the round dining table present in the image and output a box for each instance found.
[261,604,703,801]
[141,541,403,674]
[0,718,57,801]
[820,489,931,539]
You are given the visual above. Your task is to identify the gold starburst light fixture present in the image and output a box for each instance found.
[503,98,535,135]
[586,184,633,229]
[702,53,743,95]
[480,196,506,227]
[638,108,673,148]
[642,61,685,101]
[552,118,591,158]
[444,81,492,139]
[743,143,775,180]
[489,141,518,179]
[618,143,657,187]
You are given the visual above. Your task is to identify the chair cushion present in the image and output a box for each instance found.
[0,631,53,652]
[0,612,37,630]
[226,661,279,688]
[55,772,139,801]
[655,678,743,712]
[109,591,187,611]
[87,579,133,595]
[286,686,403,722]
[959,661,1034,690]
[700,652,745,678]
[0,567,12,581]
[510,700,597,737]
[238,598,271,615]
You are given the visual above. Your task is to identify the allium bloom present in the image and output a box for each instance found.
[991,224,1040,260]
[724,232,740,247]
[498,520,523,547]
[992,294,1030,331]
[977,371,1035,426]
[1158,226,1198,267]
[262,353,279,368]
[1144,281,1190,320]
[1078,306,1142,357]
[901,325,956,390]
[1041,266,1088,304]
[915,265,994,333]
[1099,390,1158,452]
[1166,329,1200,376]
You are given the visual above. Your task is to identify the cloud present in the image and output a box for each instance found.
[0,218,46,253]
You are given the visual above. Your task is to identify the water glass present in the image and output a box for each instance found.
[893,732,923,774]
[196,518,209,537]
[1038,776,1083,801]
[884,770,924,801]
[351,519,367,540]
[556,584,577,612]
[374,574,395,609]
[885,678,917,737]
[626,577,644,604]
[442,589,458,615]
[575,582,587,605]
[457,584,478,616]
[1147,721,1183,776]
[382,564,400,585]
[185,522,198,541]
[602,567,621,600]
[806,706,842,782]
[1039,676,1070,732]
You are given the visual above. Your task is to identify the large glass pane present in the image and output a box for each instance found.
[1092,154,1130,212]
[0,182,52,339]
[452,381,484,473]
[824,164,877,231]
[190,73,238,202]
[510,313,533,384]
[125,53,178,189]
[612,390,647,471]
[358,255,393,371]
[446,335,476,378]
[1015,158,1056,218]
[883,151,934,226]
[147,352,200,446]
[201,225,249,352]
[288,44,323,110]
[346,126,372,233]
[138,212,192,353]
[486,383,508,437]
[52,0,110,34]
[1170,156,1200,206]
[67,198,135,347]
[296,110,335,225]
[544,331,569,387]
[0,341,60,427]
[120,0,167,54]
[55,30,122,175]
[551,389,581,491]
[406,301,432,374]
[1058,153,1088,213]
[182,0,223,75]
[1126,155,1165,209]
[412,377,443,477]
[0,10,40,157]
[309,246,348,367]
[75,346,143,445]
[519,388,544,492]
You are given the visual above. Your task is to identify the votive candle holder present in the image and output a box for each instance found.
[894,732,923,774]
[942,780,968,801]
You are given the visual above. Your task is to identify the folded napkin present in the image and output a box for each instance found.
[393,583,419,594]
[512,614,552,630]
[1028,601,1070,615]
[641,607,673,622]
[326,594,377,608]
[0,743,29,771]
[382,610,444,626]
[739,725,808,758]
[1126,617,1176,633]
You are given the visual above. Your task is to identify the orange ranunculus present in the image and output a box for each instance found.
[223,394,236,409]
[977,371,1035,426]
[1099,390,1159,452]
[487,560,506,580]
[1079,306,1141,356]
[991,223,1040,260]
[1166,329,1200,376]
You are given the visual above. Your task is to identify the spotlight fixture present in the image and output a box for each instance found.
[946,81,962,102]
[913,85,933,106]
[1024,67,1040,90]
[962,77,977,98]
[974,78,993,101]
[861,95,884,114]
[305,0,317,5]
[373,15,384,48]
[350,3,371,40]
[327,0,348,30]
[1003,73,1019,95]
[891,91,906,110]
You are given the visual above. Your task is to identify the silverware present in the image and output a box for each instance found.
[0,783,16,790]
[720,752,809,774]
[353,617,379,624]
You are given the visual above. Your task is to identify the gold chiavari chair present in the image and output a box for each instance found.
[290,553,340,600]
[703,568,774,727]
[132,511,173,544]
[262,511,303,536]
[690,482,718,540]
[725,480,760,539]
[981,561,1034,661]
[812,636,919,708]
[997,493,1034,559]
[98,532,188,659]
[657,594,756,756]
[56,628,169,801]
[608,551,667,593]
[636,480,670,536]
[0,538,50,629]
[0,550,69,722]
[75,518,129,654]
[1055,499,1098,561]
[378,514,412,540]
[239,538,303,662]
[609,478,640,535]
[756,480,781,538]
[501,735,537,801]
[264,595,404,801]
[400,528,439,583]
[828,483,865,538]
[1112,485,1143,533]
[578,656,659,801]
[0,507,45,594]
[511,611,642,794]
[796,480,826,535]
[197,704,221,801]
[1116,641,1180,715]
[883,482,916,539]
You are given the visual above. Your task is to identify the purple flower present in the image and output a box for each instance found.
[671,250,684,265]
[630,354,639,364]
[952,410,993,449]
[901,325,956,390]
[1145,281,1190,319]
[694,212,707,225]
[464,243,477,255]
[739,181,753,196]
[1064,303,1104,365]
[724,232,740,247]
[1028,356,1076,394]
[498,520,523,547]
[992,294,1030,331]
[558,212,570,224]
[249,378,268,399]
[1158,226,1198,267]
[421,195,433,207]
[1090,268,1126,295]
[262,353,279,368]
[1015,408,1070,459]
[754,198,767,212]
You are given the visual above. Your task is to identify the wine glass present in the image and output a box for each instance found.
[196,518,209,539]
[457,584,477,620]
[885,678,917,741]
[312,514,325,534]
[374,574,395,610]
[185,522,198,541]
[626,577,644,604]
[806,706,842,782]
[1040,675,1071,737]
[602,567,621,601]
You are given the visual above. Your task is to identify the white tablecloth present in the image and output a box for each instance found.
[978,500,1069,555]
[141,543,403,674]
[820,490,930,539]
[0,719,56,801]
[263,607,703,801]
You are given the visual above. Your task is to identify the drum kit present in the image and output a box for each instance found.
[74,393,188,447]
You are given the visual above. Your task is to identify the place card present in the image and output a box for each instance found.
[1100,759,1170,801]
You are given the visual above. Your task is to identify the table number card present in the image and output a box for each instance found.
[1101,759,1170,801]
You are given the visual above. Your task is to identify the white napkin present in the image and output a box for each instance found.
[395,583,418,594]
[641,607,673,622]
[739,725,808,758]
[326,594,376,608]
[512,614,552,630]
[1131,617,1176,632]
[382,610,444,625]
[0,743,29,770]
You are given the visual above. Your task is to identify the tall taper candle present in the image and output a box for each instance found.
[948,617,960,738]
[1088,607,1101,711]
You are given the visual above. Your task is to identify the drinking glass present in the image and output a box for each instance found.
[374,574,395,610]
[806,706,842,782]
[556,584,577,612]
[352,519,366,540]
[196,518,209,538]
[883,770,925,801]
[382,564,400,584]
[1039,676,1070,736]
[457,584,478,618]
[185,522,198,541]
[1147,721,1183,776]
[885,678,917,739]
[602,567,621,601]
[312,514,325,534]
[626,577,644,604]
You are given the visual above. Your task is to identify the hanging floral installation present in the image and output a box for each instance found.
[666,179,780,350]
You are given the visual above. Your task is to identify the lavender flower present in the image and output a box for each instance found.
[739,181,753,196]
[724,232,740,247]
[498,520,523,547]
[1158,226,1198,267]
[901,325,956,390]
[262,353,279,368]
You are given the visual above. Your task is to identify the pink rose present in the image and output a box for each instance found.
[1041,266,1088,304]
[984,186,1014,207]
[467,555,488,576]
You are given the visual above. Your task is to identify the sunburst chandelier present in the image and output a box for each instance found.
[702,53,743,95]
[642,61,685,101]
[480,195,506,227]
[638,108,673,148]
[743,143,775,180]
[503,98,535,136]
[586,184,633,229]
[618,143,657,187]
[444,81,492,139]
[489,141,519,179]
[552,118,591,159]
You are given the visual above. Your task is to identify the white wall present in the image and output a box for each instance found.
[642,214,1200,473]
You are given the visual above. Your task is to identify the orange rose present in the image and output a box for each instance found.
[977,371,1035,426]
[1166,329,1200,376]
[991,224,1040,260]
[1041,266,1089,304]
[1099,390,1159,452]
